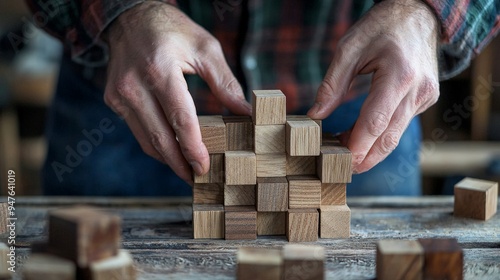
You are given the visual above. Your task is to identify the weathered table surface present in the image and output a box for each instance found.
[2,196,500,279]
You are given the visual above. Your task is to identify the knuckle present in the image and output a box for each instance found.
[199,36,222,56]
[113,76,143,109]
[379,130,400,154]
[397,64,417,90]
[366,111,390,137]
[150,131,171,156]
[168,108,193,132]
[416,78,440,108]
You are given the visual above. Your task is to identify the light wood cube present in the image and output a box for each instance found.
[193,183,224,204]
[376,240,423,280]
[199,115,226,153]
[193,153,224,183]
[454,177,498,220]
[321,183,346,205]
[286,209,319,242]
[282,244,325,280]
[286,119,320,156]
[225,151,256,185]
[193,204,224,239]
[288,175,321,209]
[257,212,286,236]
[237,247,282,280]
[223,116,254,151]
[317,145,352,183]
[256,177,288,212]
[254,125,286,154]
[225,206,257,240]
[256,154,286,177]
[22,253,76,280]
[252,90,286,125]
[224,185,255,206]
[319,205,350,238]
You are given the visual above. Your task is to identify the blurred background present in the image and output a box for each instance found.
[0,2,499,196]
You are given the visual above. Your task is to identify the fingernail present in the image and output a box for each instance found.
[190,161,204,175]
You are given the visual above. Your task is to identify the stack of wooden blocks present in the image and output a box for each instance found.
[21,206,135,280]
[193,90,352,241]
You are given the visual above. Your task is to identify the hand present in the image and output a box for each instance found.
[103,2,251,182]
[308,0,440,173]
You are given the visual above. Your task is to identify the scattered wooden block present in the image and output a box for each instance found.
[254,125,286,154]
[257,212,286,236]
[193,183,224,204]
[225,206,257,240]
[0,242,13,279]
[286,119,320,156]
[198,115,226,153]
[286,155,316,176]
[89,250,136,280]
[252,90,286,125]
[256,154,286,177]
[376,240,423,280]
[48,206,121,267]
[193,154,224,183]
[192,204,224,239]
[224,185,255,206]
[286,209,319,242]
[225,151,256,185]
[319,205,350,238]
[22,253,76,280]
[317,145,352,183]
[282,244,325,280]
[418,238,463,280]
[454,177,498,220]
[223,116,254,151]
[288,175,321,209]
[256,177,288,212]
[237,247,282,280]
[321,183,346,205]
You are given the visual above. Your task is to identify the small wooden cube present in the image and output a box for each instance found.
[286,120,321,156]
[257,212,286,236]
[193,154,224,183]
[282,244,325,280]
[319,205,350,238]
[237,247,282,280]
[256,154,286,177]
[286,155,316,176]
[317,145,352,183]
[254,125,286,154]
[22,253,76,280]
[256,177,288,212]
[376,240,423,280]
[286,209,319,242]
[288,175,321,209]
[0,242,13,279]
[193,183,224,204]
[252,90,286,125]
[418,238,463,280]
[199,115,226,153]
[224,185,255,206]
[0,203,7,234]
[89,250,136,280]
[454,177,498,220]
[321,183,346,205]
[223,116,254,151]
[286,115,322,130]
[225,206,257,240]
[225,151,256,185]
[193,204,224,239]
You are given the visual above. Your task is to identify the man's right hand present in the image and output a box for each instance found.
[103,2,251,183]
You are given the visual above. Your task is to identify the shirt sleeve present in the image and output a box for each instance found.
[24,0,177,67]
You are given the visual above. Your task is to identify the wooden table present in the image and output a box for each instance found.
[5,196,500,279]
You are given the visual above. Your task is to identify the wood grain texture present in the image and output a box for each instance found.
[237,247,282,280]
[224,206,257,240]
[225,151,256,185]
[256,154,286,177]
[252,90,286,125]
[286,120,321,156]
[89,250,136,280]
[376,240,423,280]
[48,206,121,267]
[256,177,288,212]
[0,203,6,234]
[286,155,316,176]
[192,204,224,239]
[321,183,346,205]
[286,209,319,242]
[224,185,255,206]
[319,205,350,239]
[317,145,352,183]
[418,238,463,280]
[193,154,224,183]
[286,115,322,131]
[257,212,286,236]
[454,177,498,220]
[223,116,254,151]
[193,183,224,204]
[288,175,321,209]
[198,115,226,154]
[0,242,12,278]
[254,125,286,154]
[22,253,75,280]
[282,244,325,280]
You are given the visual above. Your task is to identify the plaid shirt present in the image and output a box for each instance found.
[26,0,499,114]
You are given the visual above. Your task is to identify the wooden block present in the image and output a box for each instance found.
[0,203,7,235]
[252,90,286,125]
[288,175,321,209]
[193,183,224,204]
[319,205,350,238]
[193,154,224,183]
[22,253,76,280]
[286,155,316,176]
[48,206,121,267]
[376,240,423,280]
[0,242,13,279]
[282,244,325,280]
[223,116,254,151]
[418,238,463,280]
[225,206,257,240]
[286,115,322,130]
[89,250,136,280]
[199,115,226,153]
[256,177,288,212]
[286,209,319,242]
[193,204,224,239]
[224,185,255,206]
[286,120,320,156]
[321,183,346,205]
[257,212,286,235]
[254,125,285,154]
[454,177,498,220]
[237,247,282,280]
[225,151,256,185]
[256,154,286,177]
[317,145,352,183]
